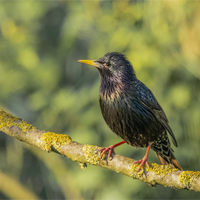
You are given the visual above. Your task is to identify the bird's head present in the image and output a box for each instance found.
[79,52,136,100]
[79,52,135,81]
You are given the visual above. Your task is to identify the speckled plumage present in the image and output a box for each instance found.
[80,52,182,170]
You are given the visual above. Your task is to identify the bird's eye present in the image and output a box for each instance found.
[106,62,111,67]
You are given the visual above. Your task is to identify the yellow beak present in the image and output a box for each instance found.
[78,60,99,68]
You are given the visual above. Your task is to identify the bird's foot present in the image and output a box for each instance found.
[134,155,149,172]
[134,142,152,172]
[98,145,116,160]
[98,140,126,161]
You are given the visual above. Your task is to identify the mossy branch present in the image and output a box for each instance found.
[0,109,200,192]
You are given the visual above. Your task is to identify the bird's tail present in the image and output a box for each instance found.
[155,152,182,170]
[151,131,182,171]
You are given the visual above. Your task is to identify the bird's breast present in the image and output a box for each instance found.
[99,95,157,147]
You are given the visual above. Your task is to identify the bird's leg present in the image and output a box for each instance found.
[99,140,126,160]
[134,142,152,172]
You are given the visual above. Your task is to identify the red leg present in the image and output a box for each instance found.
[99,140,126,160]
[134,142,152,172]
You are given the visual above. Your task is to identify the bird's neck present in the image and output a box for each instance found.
[99,74,136,102]
[99,76,123,101]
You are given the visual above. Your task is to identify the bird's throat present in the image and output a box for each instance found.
[99,77,124,102]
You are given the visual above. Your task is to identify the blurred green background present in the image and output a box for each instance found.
[0,1,200,199]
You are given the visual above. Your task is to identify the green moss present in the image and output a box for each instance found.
[0,109,35,132]
[40,132,72,151]
[83,145,102,165]
[179,171,200,186]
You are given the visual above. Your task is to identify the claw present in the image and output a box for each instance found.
[99,145,115,160]
[134,156,149,172]
[98,140,126,161]
[134,142,152,172]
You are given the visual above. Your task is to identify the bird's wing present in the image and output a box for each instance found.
[136,81,178,147]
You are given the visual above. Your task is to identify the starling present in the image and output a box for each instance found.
[79,52,182,172]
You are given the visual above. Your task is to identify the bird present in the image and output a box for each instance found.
[78,52,182,172]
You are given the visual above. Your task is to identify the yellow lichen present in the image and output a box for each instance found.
[130,163,146,178]
[179,171,200,186]
[0,110,35,132]
[130,163,179,178]
[151,163,179,176]
[83,145,102,165]
[79,162,87,170]
[40,132,72,151]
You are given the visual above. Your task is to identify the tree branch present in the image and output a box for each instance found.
[0,109,199,192]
